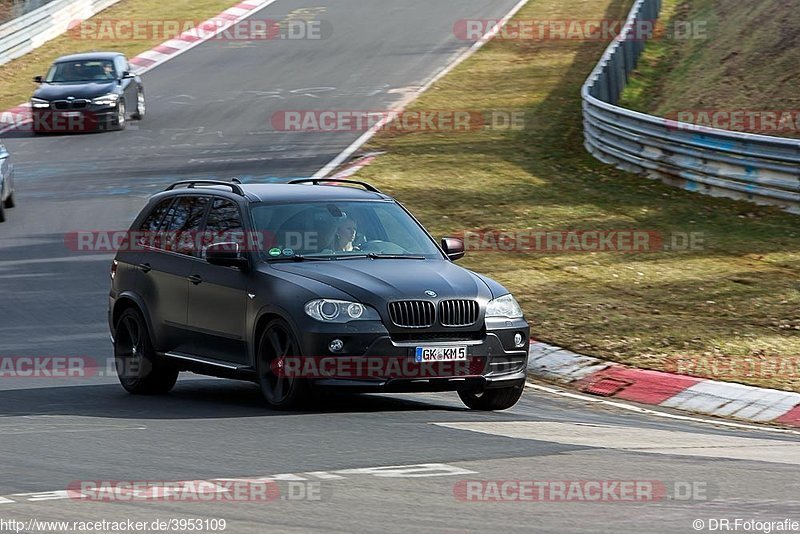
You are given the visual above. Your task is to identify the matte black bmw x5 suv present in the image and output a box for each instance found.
[108,179,530,410]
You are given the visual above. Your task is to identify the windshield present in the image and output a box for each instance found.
[250,200,443,260]
[45,60,117,83]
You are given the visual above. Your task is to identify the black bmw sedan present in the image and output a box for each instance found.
[108,179,530,410]
[30,52,145,134]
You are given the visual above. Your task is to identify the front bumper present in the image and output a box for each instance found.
[31,107,118,133]
[296,319,529,392]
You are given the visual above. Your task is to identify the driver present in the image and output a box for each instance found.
[330,216,357,252]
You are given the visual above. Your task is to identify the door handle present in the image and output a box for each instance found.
[138,263,151,273]
[188,274,203,285]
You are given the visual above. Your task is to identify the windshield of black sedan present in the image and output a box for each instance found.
[250,200,443,259]
[45,60,117,83]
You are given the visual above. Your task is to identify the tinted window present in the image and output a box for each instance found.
[202,199,244,257]
[140,199,174,232]
[161,196,209,256]
[249,201,441,258]
[45,60,117,83]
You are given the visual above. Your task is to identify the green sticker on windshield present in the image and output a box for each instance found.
[268,247,282,257]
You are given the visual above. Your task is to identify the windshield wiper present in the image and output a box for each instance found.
[330,253,426,260]
[268,253,333,262]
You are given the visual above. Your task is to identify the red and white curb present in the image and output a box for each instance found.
[0,0,277,134]
[528,341,800,428]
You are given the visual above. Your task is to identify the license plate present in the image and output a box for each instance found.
[59,112,82,117]
[415,346,467,362]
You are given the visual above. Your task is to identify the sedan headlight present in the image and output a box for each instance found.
[31,98,50,109]
[91,93,119,106]
[486,294,524,319]
[305,299,381,323]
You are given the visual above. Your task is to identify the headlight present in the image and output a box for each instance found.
[486,294,524,319]
[91,94,119,106]
[304,299,380,323]
[31,98,50,109]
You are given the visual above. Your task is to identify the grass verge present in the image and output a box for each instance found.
[357,0,800,391]
[0,0,242,111]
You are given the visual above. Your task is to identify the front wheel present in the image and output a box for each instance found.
[458,384,524,411]
[115,100,127,130]
[4,192,15,209]
[114,308,178,394]
[257,319,308,409]
[132,89,145,120]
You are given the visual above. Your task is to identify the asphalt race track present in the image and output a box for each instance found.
[1,1,799,533]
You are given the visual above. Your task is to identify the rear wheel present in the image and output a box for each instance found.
[114,308,178,394]
[0,201,5,222]
[458,384,524,411]
[257,319,307,409]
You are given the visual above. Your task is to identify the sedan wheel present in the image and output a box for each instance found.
[258,319,307,409]
[116,100,127,130]
[133,90,145,120]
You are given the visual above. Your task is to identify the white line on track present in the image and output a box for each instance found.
[310,0,532,179]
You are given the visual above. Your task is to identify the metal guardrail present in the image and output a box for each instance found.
[0,0,122,67]
[581,0,800,214]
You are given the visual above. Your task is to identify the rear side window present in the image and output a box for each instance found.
[161,196,210,256]
[202,199,244,257]
[139,199,173,232]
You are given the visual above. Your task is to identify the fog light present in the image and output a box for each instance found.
[329,339,344,352]
[514,333,525,347]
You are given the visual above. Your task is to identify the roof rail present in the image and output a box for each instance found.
[164,180,245,196]
[287,178,383,193]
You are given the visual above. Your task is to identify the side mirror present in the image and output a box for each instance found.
[441,237,465,261]
[33,76,43,83]
[206,242,249,269]
[122,71,135,79]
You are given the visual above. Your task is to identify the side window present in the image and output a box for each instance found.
[161,196,209,256]
[137,198,174,250]
[202,199,244,257]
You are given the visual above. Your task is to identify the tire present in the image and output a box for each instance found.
[115,100,127,130]
[0,200,5,223]
[114,307,178,394]
[458,384,524,411]
[257,319,308,409]
[132,89,145,120]
[4,192,14,209]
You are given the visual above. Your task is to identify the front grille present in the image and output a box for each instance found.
[53,100,90,110]
[388,300,435,328]
[439,299,479,327]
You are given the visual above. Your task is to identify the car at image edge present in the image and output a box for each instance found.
[0,141,15,222]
